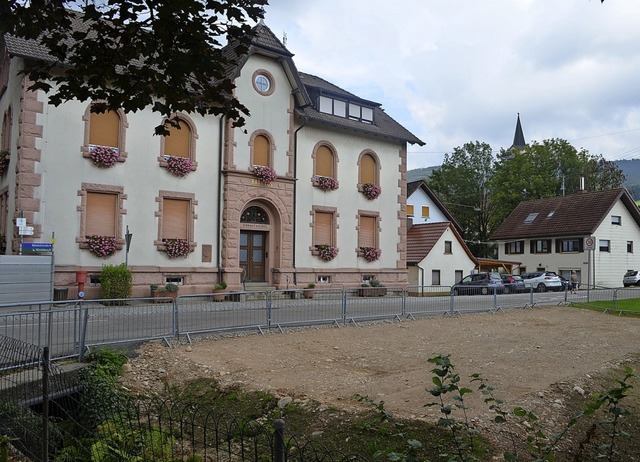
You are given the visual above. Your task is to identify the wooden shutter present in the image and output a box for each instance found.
[89,110,119,148]
[421,206,430,218]
[162,199,189,240]
[359,215,376,247]
[406,205,414,216]
[253,135,269,166]
[504,243,510,255]
[164,120,190,158]
[86,192,117,236]
[359,154,376,184]
[315,145,333,177]
[314,212,333,246]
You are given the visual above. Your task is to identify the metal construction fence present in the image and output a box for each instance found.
[0,284,636,362]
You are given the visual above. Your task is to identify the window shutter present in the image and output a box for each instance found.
[314,212,333,246]
[406,205,414,216]
[530,240,535,254]
[504,243,510,255]
[253,135,269,166]
[359,154,376,184]
[579,238,584,252]
[422,206,430,218]
[164,120,191,158]
[359,215,376,247]
[86,192,117,236]
[315,145,333,177]
[555,239,561,253]
[89,110,119,148]
[163,199,189,240]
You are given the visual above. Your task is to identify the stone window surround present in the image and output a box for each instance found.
[357,149,380,189]
[158,113,199,171]
[154,190,198,252]
[309,205,338,255]
[249,129,276,170]
[76,183,127,250]
[81,104,129,162]
[311,140,339,182]
[356,209,381,254]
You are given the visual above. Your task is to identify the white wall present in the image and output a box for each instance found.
[407,187,448,224]
[415,226,476,287]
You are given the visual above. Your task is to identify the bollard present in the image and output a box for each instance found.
[273,419,285,462]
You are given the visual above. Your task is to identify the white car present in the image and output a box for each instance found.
[521,271,563,292]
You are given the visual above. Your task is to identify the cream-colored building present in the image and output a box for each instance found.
[0,22,424,298]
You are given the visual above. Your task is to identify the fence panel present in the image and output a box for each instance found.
[451,286,500,314]
[404,285,452,317]
[269,288,345,328]
[176,292,269,337]
[344,286,404,322]
[79,298,175,351]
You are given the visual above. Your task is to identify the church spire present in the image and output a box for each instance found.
[510,113,526,151]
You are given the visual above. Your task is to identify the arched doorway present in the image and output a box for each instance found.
[240,205,270,282]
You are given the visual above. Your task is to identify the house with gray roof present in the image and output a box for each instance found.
[490,188,640,287]
[405,181,477,287]
[0,20,423,298]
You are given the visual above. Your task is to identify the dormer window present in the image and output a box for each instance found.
[318,96,373,123]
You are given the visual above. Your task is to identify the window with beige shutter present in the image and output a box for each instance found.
[358,215,377,248]
[164,119,191,158]
[359,153,376,184]
[253,134,270,167]
[86,192,117,237]
[406,205,414,217]
[314,211,333,246]
[162,198,189,240]
[89,110,120,148]
[421,206,430,218]
[315,145,334,177]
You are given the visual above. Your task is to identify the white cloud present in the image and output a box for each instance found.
[263,0,640,169]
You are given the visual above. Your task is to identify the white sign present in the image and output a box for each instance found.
[19,226,34,236]
[16,218,26,227]
[584,236,596,250]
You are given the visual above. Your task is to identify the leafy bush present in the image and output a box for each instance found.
[100,263,132,300]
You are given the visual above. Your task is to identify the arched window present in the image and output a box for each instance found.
[159,115,199,174]
[253,134,270,167]
[163,119,191,158]
[82,104,128,162]
[359,152,377,185]
[315,145,335,178]
[241,206,270,224]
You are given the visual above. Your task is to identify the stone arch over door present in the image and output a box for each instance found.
[239,200,282,284]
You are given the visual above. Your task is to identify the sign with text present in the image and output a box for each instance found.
[21,242,53,252]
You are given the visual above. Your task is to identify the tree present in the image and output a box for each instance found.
[0,0,267,134]
[491,138,625,225]
[428,141,496,258]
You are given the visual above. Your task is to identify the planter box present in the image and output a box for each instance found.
[357,287,387,297]
[212,290,227,302]
[151,290,178,303]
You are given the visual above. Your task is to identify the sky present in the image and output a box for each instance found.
[261,1,640,170]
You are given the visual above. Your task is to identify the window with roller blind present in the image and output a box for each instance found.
[311,207,337,255]
[82,103,128,161]
[78,184,124,250]
[160,115,198,171]
[156,191,196,252]
[357,213,379,249]
[358,151,379,186]
[313,143,336,178]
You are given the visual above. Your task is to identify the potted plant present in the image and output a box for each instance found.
[150,284,159,297]
[358,279,387,297]
[253,165,277,184]
[315,244,338,261]
[303,283,316,299]
[165,155,193,177]
[212,281,228,302]
[164,283,179,301]
[359,246,381,262]
[360,183,381,200]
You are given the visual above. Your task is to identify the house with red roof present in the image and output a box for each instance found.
[490,188,640,287]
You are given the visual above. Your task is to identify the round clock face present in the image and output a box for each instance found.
[254,74,271,93]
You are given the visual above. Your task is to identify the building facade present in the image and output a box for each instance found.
[0,22,423,298]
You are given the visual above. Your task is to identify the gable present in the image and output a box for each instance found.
[407,222,477,265]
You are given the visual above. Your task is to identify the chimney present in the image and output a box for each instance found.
[579,176,585,192]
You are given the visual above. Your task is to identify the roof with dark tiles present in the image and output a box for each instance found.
[490,188,640,240]
[406,222,477,265]
[4,18,423,146]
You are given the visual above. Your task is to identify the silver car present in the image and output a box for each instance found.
[521,271,563,292]
[623,270,640,287]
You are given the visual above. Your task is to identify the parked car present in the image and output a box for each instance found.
[520,271,563,292]
[500,274,526,294]
[451,272,504,295]
[623,270,640,287]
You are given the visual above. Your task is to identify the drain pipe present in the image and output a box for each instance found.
[216,116,224,282]
[292,117,307,286]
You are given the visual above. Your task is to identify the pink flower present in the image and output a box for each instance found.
[164,238,191,258]
[253,165,277,184]
[166,156,193,177]
[314,176,339,191]
[361,183,381,200]
[86,235,117,258]
[360,246,381,262]
[315,244,338,261]
[90,146,119,168]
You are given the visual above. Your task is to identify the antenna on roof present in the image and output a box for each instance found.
[283,31,287,46]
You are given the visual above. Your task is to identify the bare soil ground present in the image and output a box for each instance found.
[122,306,640,459]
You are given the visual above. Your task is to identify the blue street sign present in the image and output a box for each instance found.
[21,242,54,252]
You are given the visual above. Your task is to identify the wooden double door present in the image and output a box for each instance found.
[239,230,266,282]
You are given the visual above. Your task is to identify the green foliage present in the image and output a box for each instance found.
[164,283,179,293]
[213,281,227,290]
[0,1,267,135]
[100,263,132,301]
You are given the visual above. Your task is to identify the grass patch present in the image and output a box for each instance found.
[572,298,640,316]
